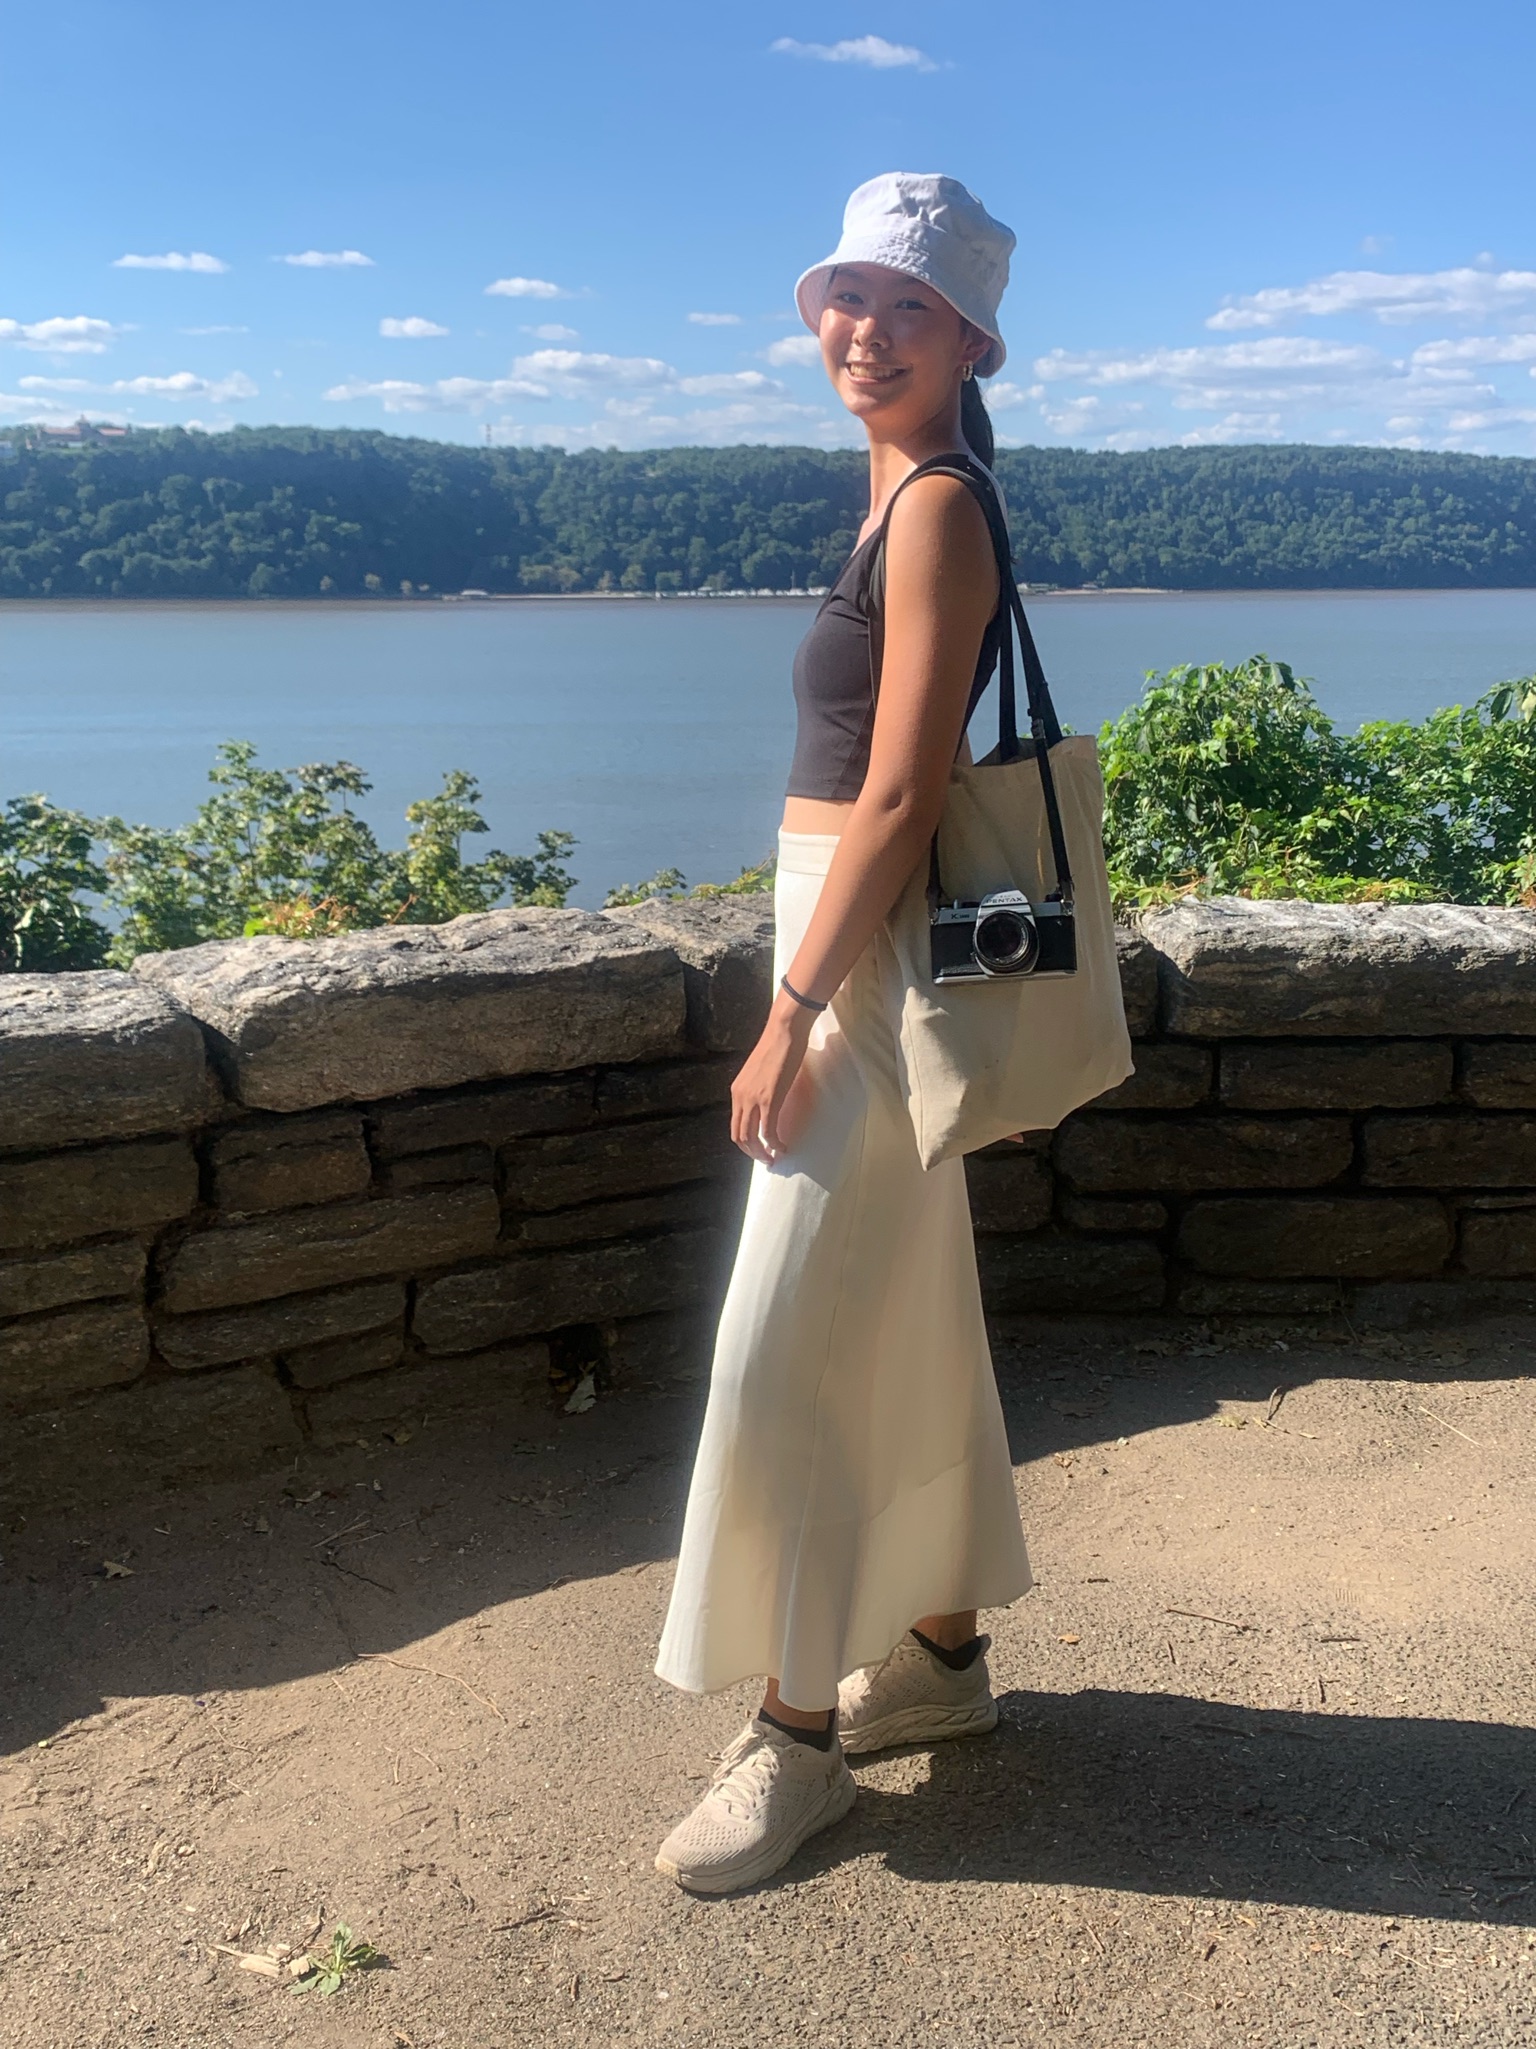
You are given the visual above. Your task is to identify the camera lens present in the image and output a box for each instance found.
[973,906,1038,974]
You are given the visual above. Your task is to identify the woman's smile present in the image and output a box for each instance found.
[842,359,908,388]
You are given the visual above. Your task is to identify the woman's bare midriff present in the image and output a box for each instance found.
[780,736,973,838]
[781,795,856,834]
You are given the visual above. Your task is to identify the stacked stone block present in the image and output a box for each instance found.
[3,893,1535,1512]
[984,898,1536,1325]
[0,904,768,1512]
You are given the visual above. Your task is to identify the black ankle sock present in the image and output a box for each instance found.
[759,1707,835,1751]
[911,1627,988,1671]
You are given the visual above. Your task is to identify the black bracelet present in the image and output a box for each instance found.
[779,973,828,1014]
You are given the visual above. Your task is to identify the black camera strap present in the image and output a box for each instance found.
[865,452,1075,916]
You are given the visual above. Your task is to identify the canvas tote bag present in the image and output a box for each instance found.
[867,457,1132,1168]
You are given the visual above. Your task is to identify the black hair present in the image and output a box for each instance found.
[960,373,995,468]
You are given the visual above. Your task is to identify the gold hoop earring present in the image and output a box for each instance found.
[960,362,973,382]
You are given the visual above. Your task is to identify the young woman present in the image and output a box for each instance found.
[654,174,1033,1892]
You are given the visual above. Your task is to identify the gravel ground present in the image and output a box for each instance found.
[2,1320,1533,2048]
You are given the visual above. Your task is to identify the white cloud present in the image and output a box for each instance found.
[485,275,569,299]
[1035,394,1149,440]
[770,34,938,70]
[180,324,248,336]
[982,380,1043,411]
[1032,336,1421,417]
[324,351,787,418]
[0,315,122,354]
[1037,394,1103,437]
[762,334,821,367]
[0,389,124,422]
[324,375,546,411]
[675,370,781,396]
[1069,411,1286,453]
[522,323,579,341]
[1030,334,1516,435]
[1207,266,1536,331]
[324,378,444,410]
[958,256,1536,455]
[1170,412,1287,446]
[281,249,374,268]
[20,370,258,403]
[1016,311,1536,453]
[123,370,257,401]
[1439,405,1536,434]
[113,251,228,273]
[380,316,449,338]
[688,311,742,326]
[513,347,672,394]
[488,392,837,451]
[1410,333,1536,369]
[1036,336,1385,389]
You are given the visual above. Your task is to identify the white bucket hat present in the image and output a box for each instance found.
[794,172,1015,377]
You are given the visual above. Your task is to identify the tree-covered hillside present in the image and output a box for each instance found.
[5,428,1536,596]
[1004,442,1536,589]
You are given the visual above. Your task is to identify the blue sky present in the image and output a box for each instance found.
[7,1,1536,454]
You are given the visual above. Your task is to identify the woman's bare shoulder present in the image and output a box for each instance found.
[883,469,997,595]
[884,468,994,554]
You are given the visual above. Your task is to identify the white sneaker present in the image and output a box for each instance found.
[655,1716,856,1894]
[837,1632,998,1755]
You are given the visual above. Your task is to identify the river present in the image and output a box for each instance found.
[4,589,1534,907]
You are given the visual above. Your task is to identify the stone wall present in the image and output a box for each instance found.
[4,895,1535,1512]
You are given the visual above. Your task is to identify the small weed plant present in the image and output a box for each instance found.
[291,1923,380,1997]
[604,854,775,908]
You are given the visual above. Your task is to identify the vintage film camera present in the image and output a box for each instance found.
[930,889,1077,983]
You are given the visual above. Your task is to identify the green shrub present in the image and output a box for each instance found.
[97,743,579,962]
[0,743,577,969]
[1100,656,1536,908]
[0,796,111,971]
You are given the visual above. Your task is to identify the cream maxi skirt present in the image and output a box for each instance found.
[654,830,1032,1711]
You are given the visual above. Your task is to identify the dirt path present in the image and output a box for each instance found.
[2,1322,1533,2048]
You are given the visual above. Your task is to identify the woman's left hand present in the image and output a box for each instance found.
[731,995,816,1166]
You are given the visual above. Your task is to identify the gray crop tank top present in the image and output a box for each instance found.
[785,452,1008,802]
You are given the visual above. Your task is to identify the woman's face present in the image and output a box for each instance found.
[817,262,986,433]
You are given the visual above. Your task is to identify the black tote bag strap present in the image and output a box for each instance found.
[864,453,1074,910]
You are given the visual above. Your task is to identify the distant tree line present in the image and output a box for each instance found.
[5,427,1536,597]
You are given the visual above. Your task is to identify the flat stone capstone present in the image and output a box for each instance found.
[133,909,689,1111]
[1145,898,1536,1036]
[0,973,209,1151]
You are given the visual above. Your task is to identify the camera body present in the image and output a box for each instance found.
[931,889,1078,983]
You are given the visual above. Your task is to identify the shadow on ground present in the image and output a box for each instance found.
[4,1322,1532,1947]
[773,1688,1536,1929]
[989,1310,1536,1464]
[4,1325,1529,1740]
